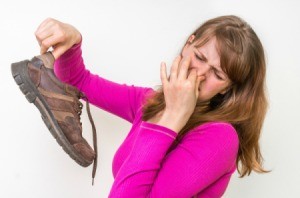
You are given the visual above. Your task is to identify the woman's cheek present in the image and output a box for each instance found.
[202,79,219,96]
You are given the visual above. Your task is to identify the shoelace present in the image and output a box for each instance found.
[40,52,98,184]
[77,92,98,185]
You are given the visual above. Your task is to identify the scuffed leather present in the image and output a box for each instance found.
[26,52,95,162]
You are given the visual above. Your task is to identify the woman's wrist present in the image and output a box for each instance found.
[155,110,188,133]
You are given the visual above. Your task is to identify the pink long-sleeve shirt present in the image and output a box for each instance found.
[54,39,239,198]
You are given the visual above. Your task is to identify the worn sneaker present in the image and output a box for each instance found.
[11,52,98,183]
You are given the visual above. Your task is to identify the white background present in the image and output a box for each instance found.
[1,0,300,197]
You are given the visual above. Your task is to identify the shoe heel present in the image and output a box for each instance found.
[11,60,37,103]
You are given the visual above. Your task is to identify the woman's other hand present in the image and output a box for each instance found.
[35,18,81,60]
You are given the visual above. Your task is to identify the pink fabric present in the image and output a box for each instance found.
[54,40,239,198]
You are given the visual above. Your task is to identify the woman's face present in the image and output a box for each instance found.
[181,36,232,102]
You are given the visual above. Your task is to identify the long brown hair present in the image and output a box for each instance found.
[142,15,268,177]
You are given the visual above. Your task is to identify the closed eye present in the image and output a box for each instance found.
[214,71,223,80]
[212,68,224,80]
[195,54,205,62]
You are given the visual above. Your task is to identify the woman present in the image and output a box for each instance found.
[35,15,268,197]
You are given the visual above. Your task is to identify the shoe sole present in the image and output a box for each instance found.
[11,60,91,167]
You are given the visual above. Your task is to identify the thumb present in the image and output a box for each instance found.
[195,76,205,95]
[51,44,68,60]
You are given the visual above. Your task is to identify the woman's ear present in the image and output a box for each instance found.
[182,35,196,56]
[188,35,196,44]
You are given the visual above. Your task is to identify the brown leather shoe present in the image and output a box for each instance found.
[11,52,98,182]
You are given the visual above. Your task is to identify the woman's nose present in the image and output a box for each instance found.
[196,64,210,77]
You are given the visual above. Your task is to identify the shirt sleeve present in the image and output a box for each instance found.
[108,122,239,198]
[54,38,154,123]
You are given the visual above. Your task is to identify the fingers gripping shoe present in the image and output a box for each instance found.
[11,52,98,184]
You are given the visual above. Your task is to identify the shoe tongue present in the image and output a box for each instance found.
[36,52,55,69]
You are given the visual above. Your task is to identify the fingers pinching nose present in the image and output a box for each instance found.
[198,75,206,81]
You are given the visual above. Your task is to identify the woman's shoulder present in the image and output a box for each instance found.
[181,121,239,164]
[195,121,236,132]
[187,121,239,145]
